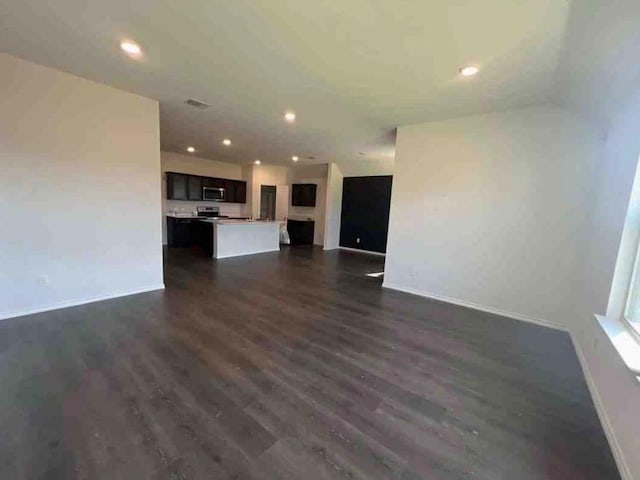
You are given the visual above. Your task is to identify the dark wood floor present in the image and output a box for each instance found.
[0,246,620,479]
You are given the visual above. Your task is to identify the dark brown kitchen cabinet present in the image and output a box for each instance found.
[166,172,188,200]
[234,181,247,203]
[287,219,315,245]
[203,177,225,189]
[166,172,247,203]
[167,216,196,247]
[224,179,236,203]
[291,183,317,207]
[187,175,202,201]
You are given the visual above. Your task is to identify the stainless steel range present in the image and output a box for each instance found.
[196,206,228,219]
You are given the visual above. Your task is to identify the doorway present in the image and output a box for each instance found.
[260,185,277,220]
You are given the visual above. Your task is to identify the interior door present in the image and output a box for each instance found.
[260,185,277,220]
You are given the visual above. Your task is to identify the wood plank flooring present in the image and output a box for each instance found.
[0,246,620,479]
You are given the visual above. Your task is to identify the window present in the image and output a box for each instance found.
[624,243,640,340]
[597,154,640,376]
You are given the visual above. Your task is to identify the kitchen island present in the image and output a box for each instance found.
[199,219,280,259]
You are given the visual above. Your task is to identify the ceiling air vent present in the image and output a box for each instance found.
[185,98,211,109]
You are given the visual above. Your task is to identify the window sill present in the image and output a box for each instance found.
[595,314,640,377]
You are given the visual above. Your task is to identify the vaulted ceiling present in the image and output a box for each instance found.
[1,0,638,166]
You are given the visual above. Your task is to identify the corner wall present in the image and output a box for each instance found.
[573,87,640,480]
[324,163,344,250]
[384,106,601,327]
[0,54,163,319]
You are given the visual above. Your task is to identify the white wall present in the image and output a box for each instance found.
[242,164,255,217]
[384,106,600,326]
[250,164,289,220]
[323,163,344,250]
[289,164,328,246]
[161,151,248,244]
[0,54,163,319]
[573,87,640,480]
[275,185,290,222]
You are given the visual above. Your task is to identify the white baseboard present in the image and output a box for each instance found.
[381,282,566,331]
[339,246,386,257]
[0,283,165,321]
[571,335,631,480]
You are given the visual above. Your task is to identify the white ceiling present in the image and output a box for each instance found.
[0,0,636,166]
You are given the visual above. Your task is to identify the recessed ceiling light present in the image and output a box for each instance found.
[459,65,479,77]
[284,111,296,123]
[187,146,195,153]
[222,139,231,146]
[292,156,299,162]
[254,160,261,165]
[120,41,142,56]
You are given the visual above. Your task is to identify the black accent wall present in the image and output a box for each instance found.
[339,175,393,253]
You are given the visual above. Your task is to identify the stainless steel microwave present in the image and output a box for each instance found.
[203,187,225,201]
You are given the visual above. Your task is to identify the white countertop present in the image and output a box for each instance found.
[166,213,201,219]
[166,214,263,223]
[199,219,279,225]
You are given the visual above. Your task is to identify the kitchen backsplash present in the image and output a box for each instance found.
[164,200,247,217]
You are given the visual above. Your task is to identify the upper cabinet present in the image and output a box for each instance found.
[202,177,225,189]
[166,172,188,200]
[234,181,247,204]
[224,179,236,203]
[187,175,202,201]
[166,172,247,203]
[291,183,317,207]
